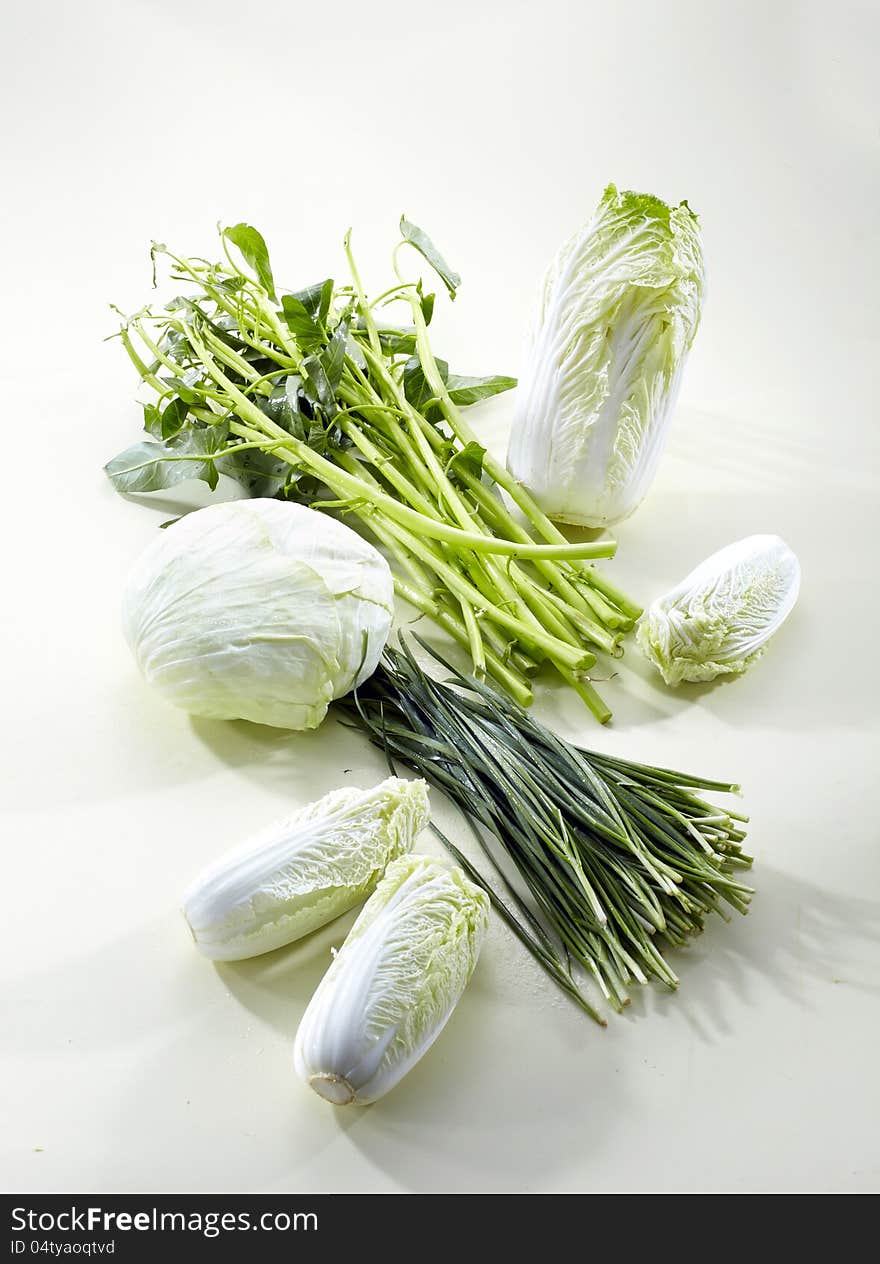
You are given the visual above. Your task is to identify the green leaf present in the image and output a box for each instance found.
[281,279,334,353]
[105,441,193,494]
[321,322,348,395]
[219,446,290,498]
[318,279,334,324]
[161,368,205,406]
[259,374,305,438]
[223,223,277,302]
[281,295,323,353]
[420,291,435,325]
[446,440,486,478]
[104,424,229,494]
[446,374,517,407]
[403,354,449,411]
[301,355,337,419]
[142,403,162,438]
[345,329,367,370]
[400,218,461,300]
[376,327,417,356]
[214,276,245,295]
[160,396,189,440]
[292,279,334,324]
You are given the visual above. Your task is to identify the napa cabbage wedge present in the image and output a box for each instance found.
[182,777,430,960]
[636,534,801,685]
[507,184,705,527]
[294,854,489,1104]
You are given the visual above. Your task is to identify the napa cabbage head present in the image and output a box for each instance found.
[182,776,430,960]
[636,534,801,686]
[507,184,705,527]
[122,498,394,729]
[293,853,489,1104]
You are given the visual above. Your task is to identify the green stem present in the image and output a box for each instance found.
[393,577,531,706]
[374,515,595,671]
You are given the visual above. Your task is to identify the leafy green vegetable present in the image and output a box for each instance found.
[399,216,461,299]
[294,853,488,1104]
[508,184,705,527]
[183,776,429,960]
[445,440,486,478]
[105,425,229,493]
[280,296,323,352]
[637,534,801,685]
[402,354,449,410]
[446,374,517,407]
[158,396,189,440]
[376,327,418,356]
[223,223,277,302]
[107,218,641,718]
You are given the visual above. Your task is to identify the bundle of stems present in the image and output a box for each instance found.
[106,220,641,719]
[341,639,753,1023]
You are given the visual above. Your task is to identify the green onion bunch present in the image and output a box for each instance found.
[341,639,753,1023]
[106,220,641,720]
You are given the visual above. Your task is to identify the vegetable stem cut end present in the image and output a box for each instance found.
[308,1073,357,1105]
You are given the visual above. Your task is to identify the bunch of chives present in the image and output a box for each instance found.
[341,638,753,1022]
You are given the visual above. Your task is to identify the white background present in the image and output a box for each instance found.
[1,0,878,1193]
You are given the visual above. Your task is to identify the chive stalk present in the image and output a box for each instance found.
[340,638,753,1022]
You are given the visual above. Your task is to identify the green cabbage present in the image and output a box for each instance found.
[122,499,394,729]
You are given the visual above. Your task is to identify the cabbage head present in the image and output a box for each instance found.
[182,776,429,959]
[122,499,394,728]
[294,854,489,1104]
[507,184,705,527]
